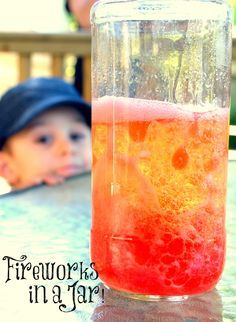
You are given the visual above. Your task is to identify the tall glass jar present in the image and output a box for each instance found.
[91,0,232,299]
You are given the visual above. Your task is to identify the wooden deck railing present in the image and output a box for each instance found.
[0,31,91,101]
[1,29,236,104]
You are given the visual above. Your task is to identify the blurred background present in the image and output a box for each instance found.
[0,0,79,96]
[0,0,235,146]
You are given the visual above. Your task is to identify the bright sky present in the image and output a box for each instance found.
[0,0,69,32]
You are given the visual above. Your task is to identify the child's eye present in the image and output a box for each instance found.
[70,132,85,142]
[35,135,53,145]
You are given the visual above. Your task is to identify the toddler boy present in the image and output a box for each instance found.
[0,77,91,190]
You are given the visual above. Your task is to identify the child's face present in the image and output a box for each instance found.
[2,106,91,189]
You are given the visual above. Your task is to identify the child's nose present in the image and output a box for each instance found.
[57,137,77,156]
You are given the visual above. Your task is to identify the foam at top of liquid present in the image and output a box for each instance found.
[92,96,228,123]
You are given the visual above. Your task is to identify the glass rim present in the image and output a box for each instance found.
[90,0,231,25]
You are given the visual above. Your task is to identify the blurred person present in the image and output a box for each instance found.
[65,0,98,94]
[0,77,91,190]
[66,0,97,29]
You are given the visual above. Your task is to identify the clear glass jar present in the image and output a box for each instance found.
[91,0,232,299]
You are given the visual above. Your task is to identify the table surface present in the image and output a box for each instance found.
[0,162,235,322]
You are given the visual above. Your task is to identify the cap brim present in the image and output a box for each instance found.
[9,95,91,137]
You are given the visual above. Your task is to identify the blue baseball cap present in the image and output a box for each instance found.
[0,77,91,149]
